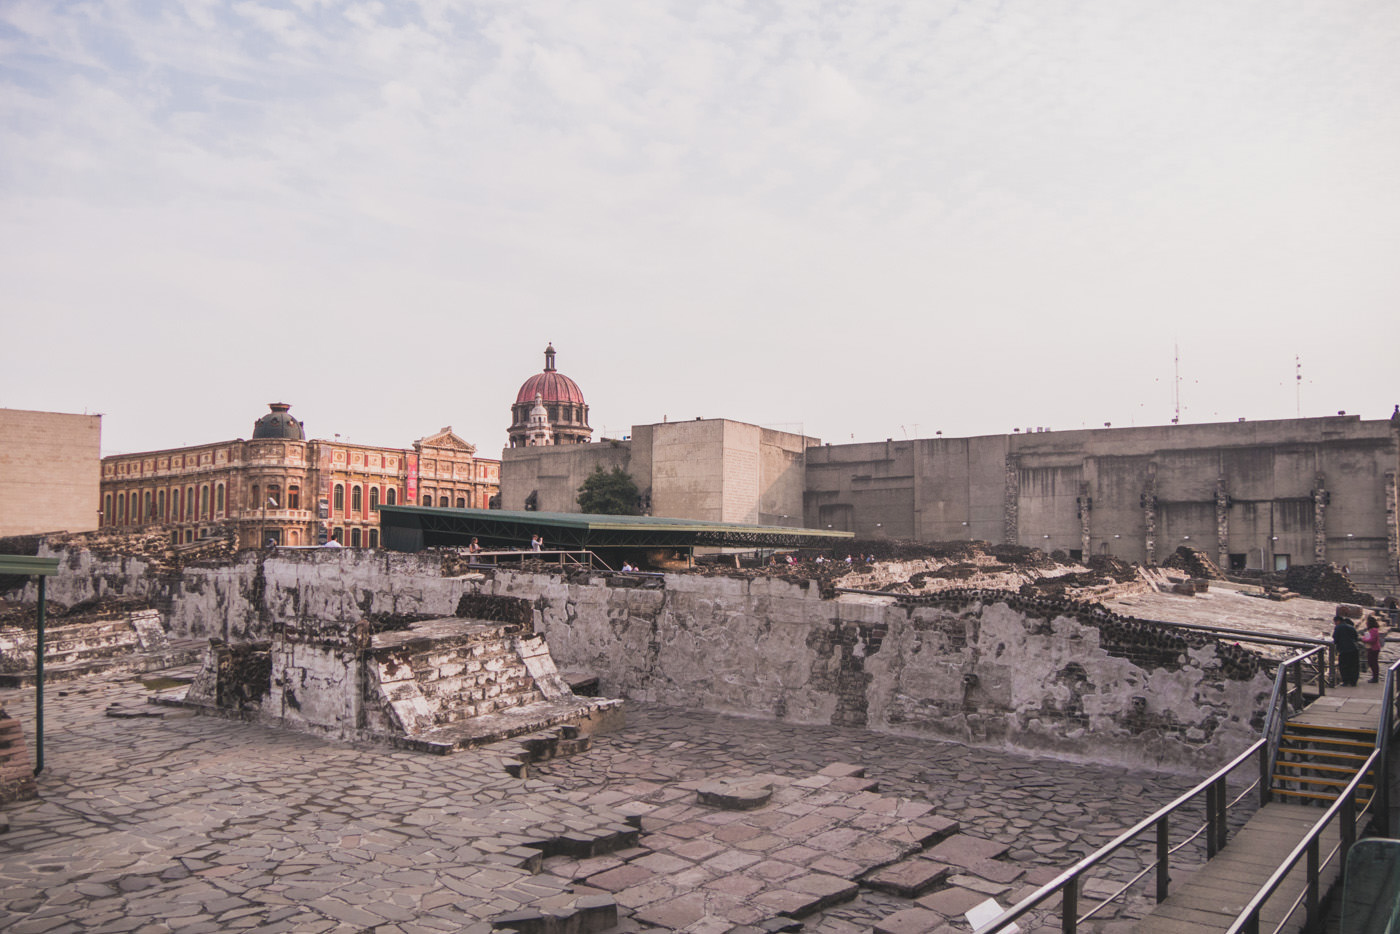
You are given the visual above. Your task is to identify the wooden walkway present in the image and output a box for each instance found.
[1134,681,1384,934]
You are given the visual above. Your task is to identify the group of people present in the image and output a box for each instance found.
[1332,612,1386,686]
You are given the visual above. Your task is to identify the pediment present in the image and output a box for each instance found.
[418,427,476,454]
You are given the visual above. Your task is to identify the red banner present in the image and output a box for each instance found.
[406,453,418,504]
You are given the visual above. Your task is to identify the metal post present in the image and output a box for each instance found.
[1206,781,1219,858]
[1156,816,1170,902]
[1293,661,1302,704]
[1215,778,1229,852]
[1341,791,1356,879]
[1306,837,1320,934]
[34,574,45,776]
[1061,876,1078,934]
[1260,741,1272,806]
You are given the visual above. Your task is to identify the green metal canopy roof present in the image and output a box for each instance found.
[378,505,853,552]
[0,555,60,577]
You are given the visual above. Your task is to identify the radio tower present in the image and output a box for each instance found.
[1295,355,1302,417]
[1172,343,1181,424]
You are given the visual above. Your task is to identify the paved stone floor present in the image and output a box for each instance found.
[0,674,1240,934]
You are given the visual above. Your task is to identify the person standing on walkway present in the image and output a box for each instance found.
[1363,617,1384,683]
[1333,615,1361,687]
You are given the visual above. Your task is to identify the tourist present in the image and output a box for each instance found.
[1363,617,1384,684]
[530,534,543,552]
[621,561,634,572]
[323,534,342,548]
[1333,615,1361,687]
[468,537,482,554]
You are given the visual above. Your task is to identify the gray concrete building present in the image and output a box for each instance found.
[500,409,1400,595]
[804,412,1400,594]
[0,408,101,537]
[502,418,814,525]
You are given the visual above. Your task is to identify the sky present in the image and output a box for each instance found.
[2,0,1398,457]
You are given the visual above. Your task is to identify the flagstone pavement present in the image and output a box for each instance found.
[0,675,1234,934]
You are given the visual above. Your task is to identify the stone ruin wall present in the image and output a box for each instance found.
[17,545,1274,772]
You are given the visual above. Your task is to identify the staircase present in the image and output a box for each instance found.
[0,611,204,688]
[1271,723,1377,806]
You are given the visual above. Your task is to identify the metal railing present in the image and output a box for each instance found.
[979,646,1334,934]
[1223,655,1400,934]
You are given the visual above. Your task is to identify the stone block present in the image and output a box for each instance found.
[863,859,952,898]
[917,884,993,918]
[923,834,1010,868]
[696,777,774,811]
[874,907,953,934]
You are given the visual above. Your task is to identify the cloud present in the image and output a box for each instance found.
[2,0,1398,453]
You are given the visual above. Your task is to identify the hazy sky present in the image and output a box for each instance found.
[3,0,1398,457]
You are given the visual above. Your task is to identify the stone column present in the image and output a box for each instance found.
[1003,455,1019,546]
[1386,471,1398,589]
[1143,464,1158,566]
[1312,475,1328,565]
[1079,482,1092,558]
[1216,479,1230,570]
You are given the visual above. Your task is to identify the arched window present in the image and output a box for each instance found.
[171,488,180,523]
[456,497,466,509]
[200,485,210,519]
[350,528,362,547]
[266,484,280,510]
[250,484,260,509]
[188,487,196,520]
[368,529,379,548]
[216,484,225,515]
[351,486,362,514]
[142,491,152,523]
[333,484,344,513]
[116,493,125,524]
[386,488,397,505]
[288,485,300,510]
[103,493,112,526]
[369,487,380,512]
[158,490,166,522]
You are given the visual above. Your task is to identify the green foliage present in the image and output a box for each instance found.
[577,466,641,515]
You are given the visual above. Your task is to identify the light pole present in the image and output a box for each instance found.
[260,496,277,548]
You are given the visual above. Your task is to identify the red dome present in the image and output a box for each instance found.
[515,371,586,406]
[514,344,587,406]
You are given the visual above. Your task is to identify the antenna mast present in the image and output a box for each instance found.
[1295,355,1302,417]
[1172,343,1181,425]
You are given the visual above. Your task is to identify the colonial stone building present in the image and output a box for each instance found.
[99,404,499,549]
[507,345,592,447]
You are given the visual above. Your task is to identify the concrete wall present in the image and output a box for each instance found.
[23,545,1275,771]
[500,442,632,513]
[0,409,101,536]
[807,415,1400,596]
[500,418,814,524]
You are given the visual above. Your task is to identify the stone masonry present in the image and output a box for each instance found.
[24,546,1274,771]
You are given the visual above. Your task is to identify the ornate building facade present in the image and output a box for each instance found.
[508,344,592,447]
[99,404,499,549]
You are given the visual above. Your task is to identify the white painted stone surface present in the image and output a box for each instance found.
[29,546,1274,769]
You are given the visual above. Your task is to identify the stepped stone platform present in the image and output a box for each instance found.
[169,615,622,758]
[0,609,204,688]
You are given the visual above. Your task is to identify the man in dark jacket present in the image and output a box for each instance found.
[1333,615,1361,687]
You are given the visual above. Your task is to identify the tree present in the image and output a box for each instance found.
[577,466,641,515]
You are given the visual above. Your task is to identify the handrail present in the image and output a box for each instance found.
[978,645,1331,934]
[1223,746,1381,934]
[979,737,1267,933]
[1261,645,1330,799]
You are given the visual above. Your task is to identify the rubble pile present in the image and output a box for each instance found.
[2,524,240,576]
[1161,546,1228,581]
[0,594,156,631]
[1284,564,1375,606]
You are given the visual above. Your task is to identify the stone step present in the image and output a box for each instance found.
[492,893,618,934]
